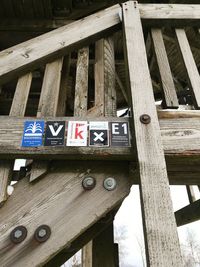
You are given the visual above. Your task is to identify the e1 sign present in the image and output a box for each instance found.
[111,122,130,147]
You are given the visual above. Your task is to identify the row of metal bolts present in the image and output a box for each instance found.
[10,177,117,244]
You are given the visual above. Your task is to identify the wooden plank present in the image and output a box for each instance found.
[151,28,179,109]
[74,47,89,116]
[0,161,130,267]
[56,55,71,116]
[30,58,63,182]
[104,37,116,117]
[92,223,115,267]
[1,115,200,158]
[175,199,200,227]
[0,4,121,85]
[175,28,200,108]
[95,39,105,116]
[82,241,93,267]
[0,73,32,205]
[139,4,200,21]
[186,185,196,204]
[10,73,32,116]
[122,2,182,266]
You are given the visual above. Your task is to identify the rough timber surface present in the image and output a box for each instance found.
[122,1,182,266]
[0,161,130,267]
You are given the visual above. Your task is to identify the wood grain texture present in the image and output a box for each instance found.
[95,39,105,116]
[151,28,178,108]
[74,47,89,116]
[0,161,131,267]
[104,37,116,117]
[175,28,200,108]
[82,241,93,267]
[30,58,63,182]
[10,73,32,116]
[0,73,32,205]
[0,4,121,85]
[122,2,182,266]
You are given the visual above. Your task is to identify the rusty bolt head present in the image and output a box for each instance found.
[34,225,51,243]
[10,226,27,244]
[140,114,151,124]
[103,177,117,191]
[82,177,96,190]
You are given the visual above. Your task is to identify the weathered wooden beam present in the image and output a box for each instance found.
[0,115,200,158]
[0,161,131,267]
[122,2,182,266]
[175,199,200,227]
[175,29,200,109]
[82,241,93,267]
[151,28,178,109]
[45,210,117,267]
[74,47,89,117]
[30,58,63,182]
[0,73,32,205]
[0,4,121,85]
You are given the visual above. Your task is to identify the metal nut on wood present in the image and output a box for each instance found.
[103,177,117,191]
[10,226,27,244]
[140,114,151,124]
[82,177,96,190]
[34,225,51,243]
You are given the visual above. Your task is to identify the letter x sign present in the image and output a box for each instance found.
[89,130,108,146]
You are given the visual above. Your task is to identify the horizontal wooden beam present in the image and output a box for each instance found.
[0,113,200,159]
[175,199,200,227]
[0,4,121,85]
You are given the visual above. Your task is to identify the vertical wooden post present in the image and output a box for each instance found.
[30,58,63,182]
[122,2,182,266]
[92,224,115,267]
[0,73,32,205]
[82,241,93,267]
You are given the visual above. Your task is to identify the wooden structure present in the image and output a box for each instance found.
[0,0,200,266]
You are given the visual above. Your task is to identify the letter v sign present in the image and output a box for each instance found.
[49,125,64,136]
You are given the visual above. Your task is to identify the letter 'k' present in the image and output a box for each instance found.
[75,123,84,139]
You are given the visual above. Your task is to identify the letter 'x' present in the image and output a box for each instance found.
[94,132,104,142]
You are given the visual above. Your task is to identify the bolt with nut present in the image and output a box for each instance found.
[103,177,117,191]
[82,177,96,190]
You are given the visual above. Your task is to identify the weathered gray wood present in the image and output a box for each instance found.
[0,161,130,267]
[1,115,200,158]
[0,4,121,85]
[82,241,93,267]
[122,2,182,266]
[104,37,116,117]
[0,73,32,205]
[30,58,63,182]
[95,39,105,116]
[92,224,115,267]
[10,73,32,116]
[74,47,89,116]
[56,55,71,117]
[175,199,200,227]
[44,210,116,267]
[139,4,200,21]
[151,28,178,109]
[175,29,200,108]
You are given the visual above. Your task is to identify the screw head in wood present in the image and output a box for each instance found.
[34,225,51,243]
[10,226,27,244]
[103,178,117,191]
[82,177,96,190]
[140,114,151,124]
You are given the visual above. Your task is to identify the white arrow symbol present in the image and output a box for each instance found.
[94,132,104,142]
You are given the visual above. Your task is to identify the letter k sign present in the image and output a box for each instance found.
[49,125,64,136]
